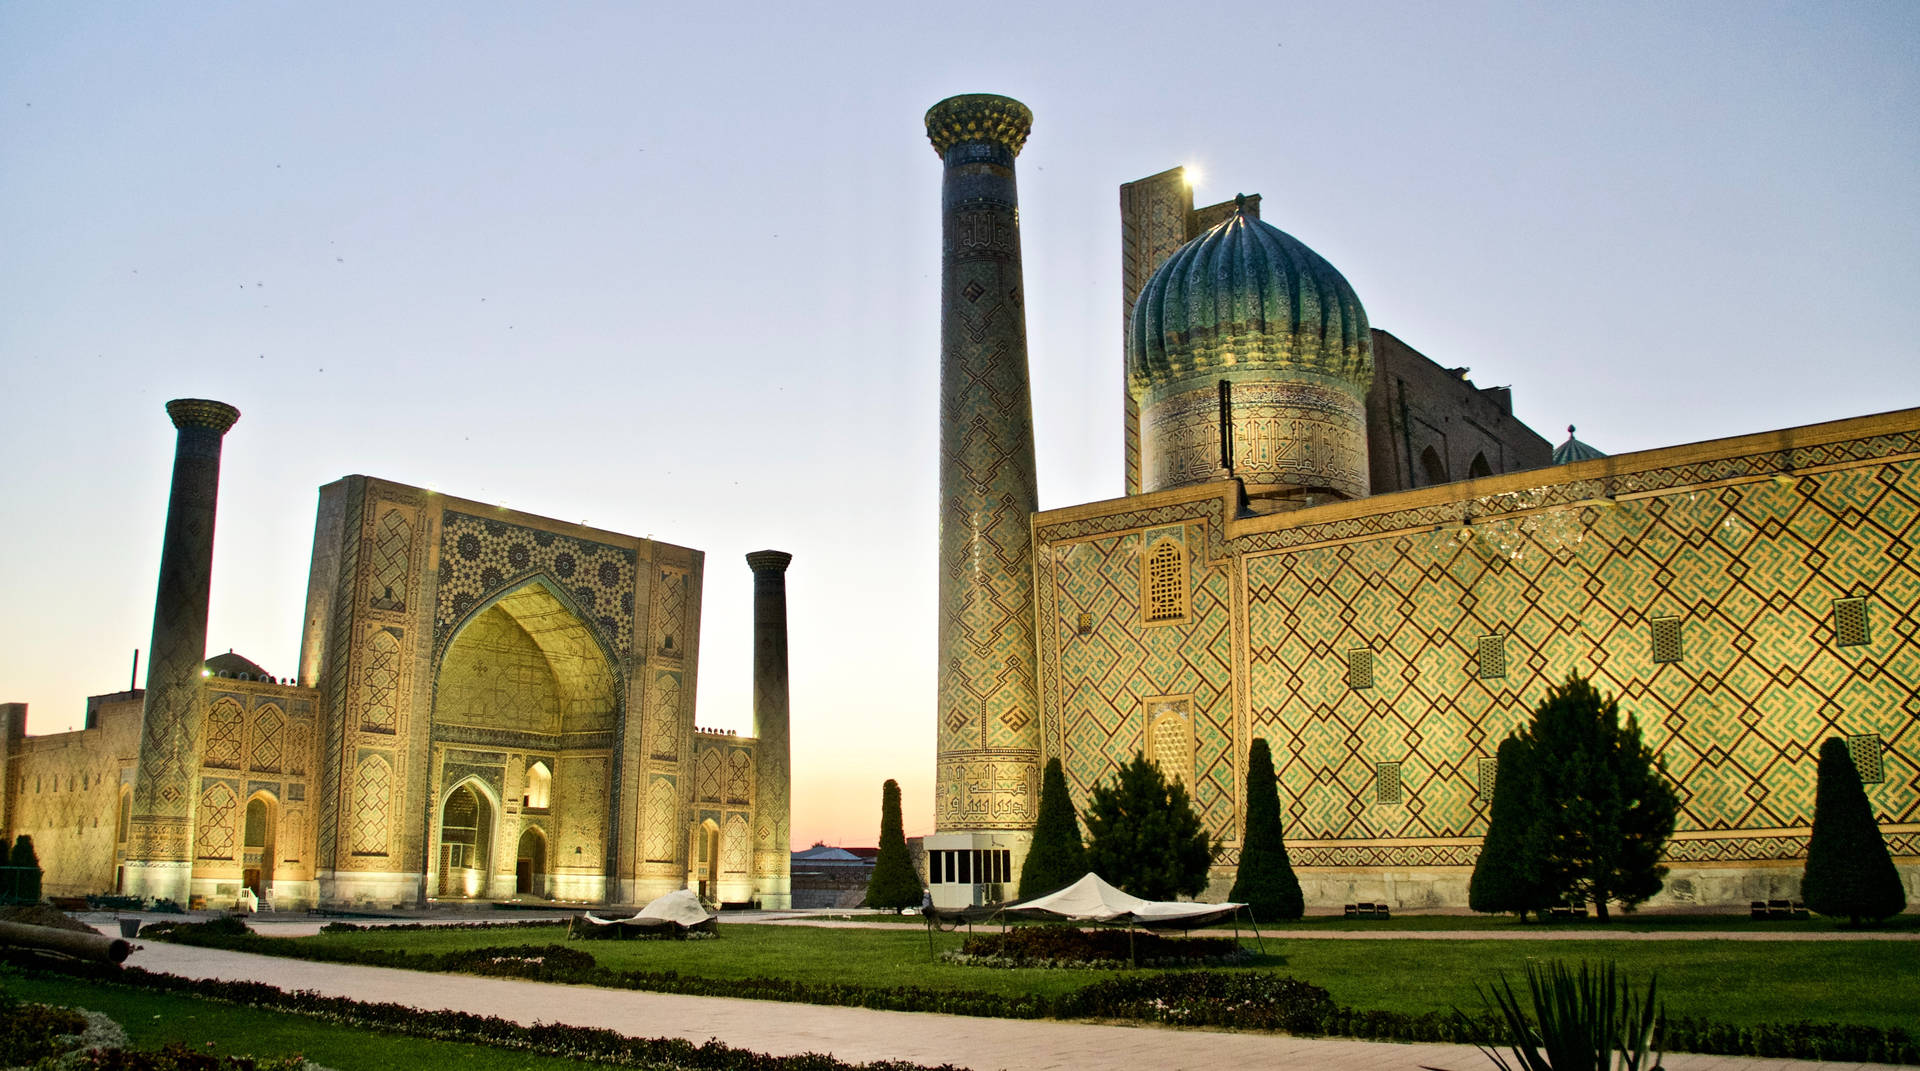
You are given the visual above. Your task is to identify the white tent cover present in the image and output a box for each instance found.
[1013,873,1242,926]
[583,888,716,928]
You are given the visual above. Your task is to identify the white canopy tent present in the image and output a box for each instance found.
[1008,873,1244,930]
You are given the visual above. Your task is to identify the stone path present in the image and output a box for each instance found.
[100,933,1908,1071]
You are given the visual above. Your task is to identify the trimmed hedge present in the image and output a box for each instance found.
[4,959,961,1071]
[140,923,1918,1062]
[953,926,1243,968]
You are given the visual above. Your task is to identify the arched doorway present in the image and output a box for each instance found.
[689,820,720,901]
[242,794,277,900]
[516,827,547,897]
[438,782,494,898]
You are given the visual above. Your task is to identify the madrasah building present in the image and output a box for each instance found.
[922,93,1918,909]
[1,402,794,910]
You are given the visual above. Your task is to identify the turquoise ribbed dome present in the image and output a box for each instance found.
[1128,200,1371,396]
[1552,426,1607,465]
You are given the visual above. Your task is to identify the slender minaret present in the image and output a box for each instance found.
[746,549,793,909]
[124,398,241,902]
[926,94,1042,840]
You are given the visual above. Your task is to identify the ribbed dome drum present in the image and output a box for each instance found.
[1128,201,1373,500]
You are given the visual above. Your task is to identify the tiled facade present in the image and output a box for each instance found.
[1033,410,1920,906]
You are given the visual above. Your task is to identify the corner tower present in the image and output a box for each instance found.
[927,94,1042,855]
[124,398,240,902]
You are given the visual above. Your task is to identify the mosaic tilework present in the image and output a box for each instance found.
[360,630,400,732]
[195,780,236,860]
[695,748,723,803]
[934,111,1042,832]
[350,755,391,855]
[653,569,687,660]
[644,778,676,862]
[248,705,283,772]
[723,813,750,875]
[203,698,243,769]
[648,671,681,761]
[436,511,637,658]
[1038,525,1240,844]
[368,510,412,611]
[1244,456,1920,859]
[727,750,752,805]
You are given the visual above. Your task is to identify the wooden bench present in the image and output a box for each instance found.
[1343,901,1391,919]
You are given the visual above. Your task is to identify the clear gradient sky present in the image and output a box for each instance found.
[4,3,1916,849]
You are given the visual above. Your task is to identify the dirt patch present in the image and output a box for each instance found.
[0,904,98,934]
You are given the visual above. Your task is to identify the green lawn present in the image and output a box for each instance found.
[817,910,1920,933]
[0,968,602,1071]
[287,922,1920,1029]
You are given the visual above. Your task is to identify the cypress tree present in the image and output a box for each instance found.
[1468,735,1551,919]
[1525,676,1680,921]
[1802,737,1906,926]
[1018,757,1087,899]
[7,835,42,903]
[1084,753,1217,901]
[1229,738,1304,920]
[863,779,922,911]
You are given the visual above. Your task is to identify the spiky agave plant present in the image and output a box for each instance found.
[1428,960,1663,1071]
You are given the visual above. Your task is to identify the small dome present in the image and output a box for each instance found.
[1129,199,1371,395]
[1552,426,1607,465]
[205,650,269,681]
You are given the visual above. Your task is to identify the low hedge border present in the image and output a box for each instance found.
[946,928,1249,969]
[1,959,960,1071]
[141,921,1919,1063]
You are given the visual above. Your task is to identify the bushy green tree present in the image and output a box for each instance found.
[1018,758,1087,899]
[1524,676,1680,921]
[1802,737,1906,926]
[1084,753,1217,901]
[1229,738,1303,920]
[863,779,922,911]
[1469,735,1553,919]
[7,835,42,903]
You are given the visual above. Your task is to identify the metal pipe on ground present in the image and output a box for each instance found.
[0,920,133,964]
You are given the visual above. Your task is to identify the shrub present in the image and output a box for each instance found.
[1802,737,1907,926]
[1018,758,1087,899]
[864,779,922,911]
[1229,738,1303,921]
[1468,735,1551,919]
[1452,960,1662,1071]
[1083,753,1216,901]
[0,990,89,1065]
[6,835,43,903]
[951,925,1241,967]
[1061,972,1337,1034]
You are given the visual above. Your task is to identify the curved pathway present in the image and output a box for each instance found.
[108,936,1907,1071]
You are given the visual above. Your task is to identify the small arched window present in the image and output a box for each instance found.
[524,761,552,810]
[1419,446,1449,487]
[1142,537,1188,625]
[244,797,269,848]
[1468,452,1492,480]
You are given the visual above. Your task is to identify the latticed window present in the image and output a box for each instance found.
[1347,648,1375,690]
[1651,616,1685,664]
[1478,757,1499,802]
[1847,734,1886,784]
[1142,538,1187,624]
[1147,708,1192,785]
[1833,598,1871,648]
[1375,762,1402,805]
[1477,634,1507,679]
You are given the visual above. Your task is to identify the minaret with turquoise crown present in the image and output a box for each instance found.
[926,93,1042,899]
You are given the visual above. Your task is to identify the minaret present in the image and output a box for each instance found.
[746,549,793,909]
[926,94,1042,842]
[124,398,241,903]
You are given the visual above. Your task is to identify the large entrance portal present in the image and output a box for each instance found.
[438,782,494,898]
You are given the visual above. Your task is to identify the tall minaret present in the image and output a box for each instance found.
[746,549,793,909]
[926,94,1042,843]
[124,398,241,903]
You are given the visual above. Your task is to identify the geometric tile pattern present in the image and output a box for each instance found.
[933,114,1042,834]
[644,778,676,862]
[436,511,637,658]
[648,671,682,762]
[203,697,243,770]
[368,510,412,612]
[1038,525,1239,843]
[248,705,283,772]
[359,630,400,733]
[195,780,236,860]
[1245,453,1920,859]
[350,755,391,856]
[726,749,753,805]
[723,813,750,875]
[1036,420,1920,874]
[695,747,723,803]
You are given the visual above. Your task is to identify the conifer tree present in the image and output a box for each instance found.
[1468,735,1552,919]
[7,835,42,903]
[1802,737,1906,926]
[1229,738,1304,919]
[1018,757,1087,899]
[1524,676,1680,921]
[1084,753,1217,901]
[863,779,922,911]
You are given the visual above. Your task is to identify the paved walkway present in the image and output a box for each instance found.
[97,933,1907,1071]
